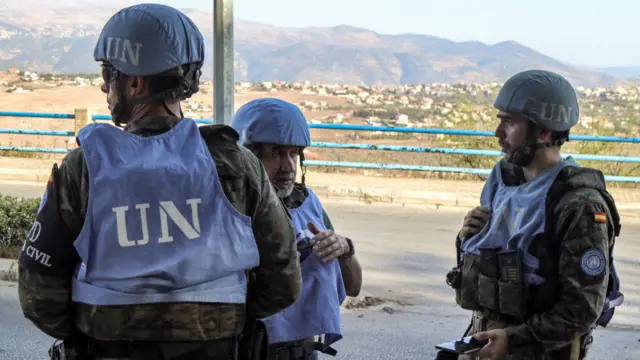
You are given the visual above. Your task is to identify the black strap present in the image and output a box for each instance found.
[87,339,237,360]
[463,319,473,337]
[271,342,337,360]
[87,340,140,358]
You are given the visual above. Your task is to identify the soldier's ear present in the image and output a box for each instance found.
[128,76,146,97]
[537,129,552,142]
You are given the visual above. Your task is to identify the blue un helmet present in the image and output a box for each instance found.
[231,98,311,182]
[231,98,311,148]
[493,69,579,166]
[93,4,205,126]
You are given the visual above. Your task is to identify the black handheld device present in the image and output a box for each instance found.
[435,336,489,355]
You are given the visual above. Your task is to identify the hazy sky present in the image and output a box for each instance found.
[86,0,640,68]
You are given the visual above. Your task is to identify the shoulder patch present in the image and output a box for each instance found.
[594,212,607,223]
[580,248,606,276]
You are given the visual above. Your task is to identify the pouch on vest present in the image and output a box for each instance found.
[497,249,526,320]
[457,252,482,311]
[447,236,463,296]
[477,247,501,312]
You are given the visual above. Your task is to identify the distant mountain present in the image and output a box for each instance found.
[596,66,640,80]
[0,4,633,87]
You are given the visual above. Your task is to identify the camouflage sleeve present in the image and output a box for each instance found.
[322,208,335,231]
[18,150,84,340]
[505,198,611,354]
[244,152,302,319]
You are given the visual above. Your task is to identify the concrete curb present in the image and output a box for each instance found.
[0,167,481,207]
[310,184,640,212]
[3,168,640,211]
[0,169,51,184]
[0,258,18,282]
[311,185,480,208]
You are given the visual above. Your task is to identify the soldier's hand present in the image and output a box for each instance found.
[307,221,349,263]
[472,329,508,360]
[460,206,491,241]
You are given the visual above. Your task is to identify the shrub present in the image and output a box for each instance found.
[0,194,41,259]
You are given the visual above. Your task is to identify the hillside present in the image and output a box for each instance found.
[0,4,630,87]
[597,66,640,80]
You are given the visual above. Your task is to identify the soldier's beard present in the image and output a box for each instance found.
[276,185,294,198]
[273,171,295,199]
[110,95,134,128]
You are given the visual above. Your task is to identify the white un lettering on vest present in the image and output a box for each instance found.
[112,198,202,247]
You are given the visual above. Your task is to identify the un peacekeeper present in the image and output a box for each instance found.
[446,70,623,360]
[17,4,302,360]
[231,98,363,360]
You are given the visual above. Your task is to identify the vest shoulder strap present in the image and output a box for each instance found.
[546,166,621,239]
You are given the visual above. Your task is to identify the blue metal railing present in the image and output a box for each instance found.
[0,111,75,119]
[1,110,639,182]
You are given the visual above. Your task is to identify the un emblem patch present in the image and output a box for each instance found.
[580,248,606,277]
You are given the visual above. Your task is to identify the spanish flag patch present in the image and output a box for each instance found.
[594,212,607,223]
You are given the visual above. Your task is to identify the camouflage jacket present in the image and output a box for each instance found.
[461,160,620,358]
[18,116,302,341]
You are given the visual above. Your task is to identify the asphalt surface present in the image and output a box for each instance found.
[1,181,639,359]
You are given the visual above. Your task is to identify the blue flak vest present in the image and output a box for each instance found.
[260,188,347,347]
[460,158,578,286]
[71,119,260,306]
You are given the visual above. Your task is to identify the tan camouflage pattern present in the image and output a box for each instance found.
[456,162,619,360]
[18,116,302,341]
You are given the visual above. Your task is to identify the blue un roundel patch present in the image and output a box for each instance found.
[580,248,606,277]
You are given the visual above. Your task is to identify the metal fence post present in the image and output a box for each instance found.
[71,108,92,148]
[213,0,234,125]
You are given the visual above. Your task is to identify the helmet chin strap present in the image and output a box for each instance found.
[111,81,131,127]
[504,122,556,167]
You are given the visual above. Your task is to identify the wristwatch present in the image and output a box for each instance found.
[339,237,355,259]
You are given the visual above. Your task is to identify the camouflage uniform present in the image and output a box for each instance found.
[455,161,620,360]
[447,70,622,360]
[18,116,302,359]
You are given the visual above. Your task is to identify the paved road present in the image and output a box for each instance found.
[0,180,47,199]
[1,182,639,359]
